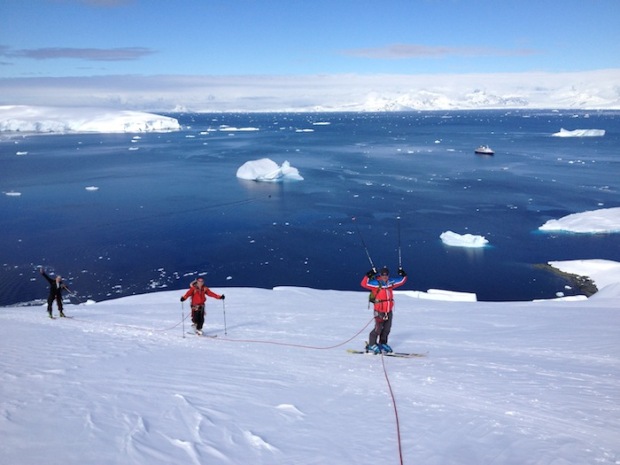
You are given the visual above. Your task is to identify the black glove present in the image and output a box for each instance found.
[398,268,407,277]
[180,297,185,302]
[366,268,377,278]
[220,294,225,300]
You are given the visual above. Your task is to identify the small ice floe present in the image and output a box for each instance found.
[552,128,605,137]
[440,231,489,248]
[4,191,22,197]
[16,151,28,156]
[85,186,99,191]
[219,125,259,132]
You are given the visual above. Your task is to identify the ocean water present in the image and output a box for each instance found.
[1,110,619,306]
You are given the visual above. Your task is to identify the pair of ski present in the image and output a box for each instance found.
[187,331,217,338]
[347,348,427,358]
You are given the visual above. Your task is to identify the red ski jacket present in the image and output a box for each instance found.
[361,274,407,314]
[182,283,221,306]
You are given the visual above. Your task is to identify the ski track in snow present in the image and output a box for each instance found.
[1,287,619,464]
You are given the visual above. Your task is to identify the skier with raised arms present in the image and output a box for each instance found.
[39,268,71,318]
[361,266,407,354]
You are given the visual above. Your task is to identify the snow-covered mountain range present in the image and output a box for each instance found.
[1,69,618,112]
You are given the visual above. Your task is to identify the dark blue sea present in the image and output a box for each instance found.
[2,110,619,306]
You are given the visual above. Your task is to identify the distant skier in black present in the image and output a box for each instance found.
[40,268,71,318]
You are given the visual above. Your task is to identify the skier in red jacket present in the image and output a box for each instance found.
[360,266,407,354]
[180,277,224,335]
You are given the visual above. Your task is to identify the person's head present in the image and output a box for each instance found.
[379,267,389,281]
[196,277,204,287]
[55,276,62,283]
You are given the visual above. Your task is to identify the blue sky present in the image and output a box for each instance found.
[2,0,619,78]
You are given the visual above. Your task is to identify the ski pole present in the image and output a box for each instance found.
[221,298,227,335]
[397,216,403,269]
[352,217,377,271]
[181,301,185,339]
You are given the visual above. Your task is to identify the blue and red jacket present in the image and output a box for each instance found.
[361,274,407,314]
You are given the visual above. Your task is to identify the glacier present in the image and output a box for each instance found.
[0,105,180,134]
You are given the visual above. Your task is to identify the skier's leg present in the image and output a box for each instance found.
[57,296,65,316]
[378,312,393,345]
[196,305,205,331]
[368,316,384,348]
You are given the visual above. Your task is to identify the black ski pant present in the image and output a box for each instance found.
[369,311,393,346]
[47,294,63,314]
[191,305,205,330]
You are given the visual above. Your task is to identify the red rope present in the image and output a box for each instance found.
[381,353,405,465]
[216,316,374,350]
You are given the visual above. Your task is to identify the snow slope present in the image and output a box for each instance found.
[2,274,619,464]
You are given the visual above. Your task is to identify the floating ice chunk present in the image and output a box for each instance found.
[552,128,605,137]
[236,158,303,182]
[85,186,99,191]
[4,191,22,197]
[539,207,620,233]
[399,289,477,302]
[219,125,259,132]
[440,231,489,248]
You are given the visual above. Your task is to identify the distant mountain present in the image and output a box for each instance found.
[1,70,619,112]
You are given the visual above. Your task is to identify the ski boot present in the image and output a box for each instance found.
[366,344,381,355]
[380,343,393,354]
[59,311,66,318]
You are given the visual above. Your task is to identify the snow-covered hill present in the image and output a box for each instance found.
[2,259,619,465]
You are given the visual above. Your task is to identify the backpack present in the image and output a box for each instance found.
[368,282,382,303]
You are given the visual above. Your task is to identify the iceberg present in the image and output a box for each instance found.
[0,105,180,134]
[440,231,489,248]
[552,128,605,137]
[539,207,620,233]
[236,158,304,182]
